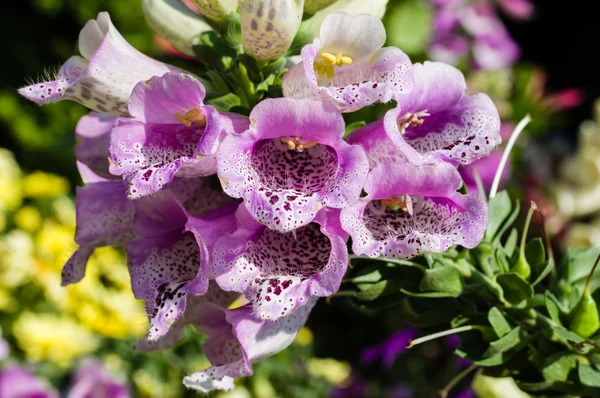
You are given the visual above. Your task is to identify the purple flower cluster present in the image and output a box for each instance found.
[19,11,500,392]
[428,0,532,70]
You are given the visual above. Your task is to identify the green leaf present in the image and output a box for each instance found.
[542,353,579,382]
[419,266,463,297]
[206,93,241,112]
[400,289,460,298]
[504,228,518,258]
[344,121,366,138]
[484,191,512,241]
[496,273,534,305]
[545,290,567,327]
[483,327,524,357]
[259,58,287,79]
[222,12,242,48]
[206,71,230,92]
[532,258,554,287]
[525,237,545,266]
[579,363,600,388]
[495,249,510,274]
[488,307,511,338]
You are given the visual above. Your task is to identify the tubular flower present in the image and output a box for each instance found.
[125,188,238,342]
[183,297,316,392]
[18,12,183,116]
[347,61,501,168]
[74,112,117,179]
[217,98,369,232]
[341,161,488,258]
[109,72,249,199]
[213,205,348,320]
[282,12,413,112]
[191,0,237,22]
[240,0,305,61]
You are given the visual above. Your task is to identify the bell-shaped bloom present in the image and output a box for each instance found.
[61,161,136,286]
[213,205,348,320]
[304,0,337,14]
[341,161,488,258]
[191,0,237,22]
[68,359,130,398]
[74,112,117,179]
[183,298,316,392]
[302,0,389,37]
[240,0,304,61]
[18,12,182,116]
[217,98,369,232]
[143,0,213,56]
[347,61,501,168]
[0,366,58,398]
[109,72,249,199]
[283,12,413,113]
[125,188,238,342]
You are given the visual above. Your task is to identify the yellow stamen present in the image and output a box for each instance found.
[279,137,319,153]
[397,111,429,135]
[381,196,412,214]
[314,52,354,78]
[175,107,206,127]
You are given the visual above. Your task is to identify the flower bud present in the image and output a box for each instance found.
[142,0,212,56]
[304,0,337,14]
[302,0,388,38]
[190,0,237,22]
[240,0,304,60]
[569,254,600,338]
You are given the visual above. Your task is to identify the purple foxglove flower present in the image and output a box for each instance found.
[0,366,58,398]
[61,161,136,285]
[497,0,533,19]
[109,72,249,199]
[18,12,183,116]
[183,298,316,392]
[217,97,369,232]
[361,328,417,369]
[213,205,347,320]
[68,359,130,398]
[459,149,509,193]
[75,112,117,179]
[282,12,413,113]
[341,161,488,258]
[428,35,470,66]
[347,61,501,167]
[472,31,520,71]
[125,188,238,342]
[240,0,305,61]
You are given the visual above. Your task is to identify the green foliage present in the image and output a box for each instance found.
[343,191,600,396]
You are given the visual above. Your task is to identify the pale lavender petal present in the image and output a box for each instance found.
[341,162,488,258]
[472,32,520,70]
[345,120,410,169]
[75,112,117,179]
[0,366,58,398]
[217,98,368,232]
[61,162,135,285]
[19,12,182,116]
[498,0,533,19]
[68,358,130,398]
[213,206,347,320]
[184,298,316,392]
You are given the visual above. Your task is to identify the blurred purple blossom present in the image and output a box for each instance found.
[361,328,418,369]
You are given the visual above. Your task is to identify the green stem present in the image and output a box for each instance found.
[349,255,427,272]
[584,254,600,295]
[439,364,478,398]
[407,325,477,349]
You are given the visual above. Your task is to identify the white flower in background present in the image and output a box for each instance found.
[302,0,389,38]
[240,0,305,60]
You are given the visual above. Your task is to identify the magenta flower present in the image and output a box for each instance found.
[341,162,488,258]
[282,13,413,112]
[213,205,348,320]
[74,112,117,179]
[68,359,130,398]
[347,61,501,168]
[125,188,237,342]
[183,299,315,392]
[459,149,509,193]
[217,97,369,232]
[18,12,182,116]
[109,72,248,199]
[361,328,417,369]
[0,366,58,398]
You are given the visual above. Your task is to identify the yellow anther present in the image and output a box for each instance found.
[338,56,353,66]
[279,137,319,153]
[314,52,353,78]
[381,195,413,215]
[175,107,206,127]
[319,52,338,65]
[397,111,429,135]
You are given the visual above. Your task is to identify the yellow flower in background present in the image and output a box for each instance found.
[0,230,36,289]
[22,171,70,199]
[13,312,100,367]
[294,327,314,346]
[14,206,43,232]
[306,358,351,386]
[0,149,23,213]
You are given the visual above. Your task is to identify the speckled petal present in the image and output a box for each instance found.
[75,112,117,179]
[213,206,347,320]
[184,298,316,392]
[217,98,368,232]
[345,120,410,169]
[18,12,181,116]
[283,43,413,112]
[61,162,136,286]
[341,162,488,258]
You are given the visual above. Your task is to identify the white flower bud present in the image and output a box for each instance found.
[240,0,304,61]
[190,0,237,22]
[302,0,388,38]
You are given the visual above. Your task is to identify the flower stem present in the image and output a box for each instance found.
[489,114,532,198]
[472,168,487,200]
[439,364,478,398]
[406,325,476,349]
[584,254,600,295]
